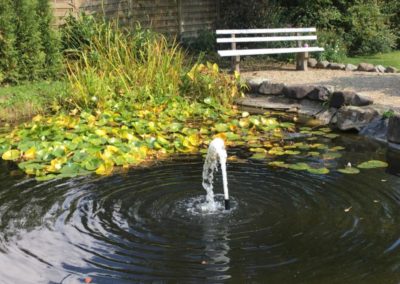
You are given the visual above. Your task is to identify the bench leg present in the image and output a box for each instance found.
[296,52,308,71]
[231,56,240,73]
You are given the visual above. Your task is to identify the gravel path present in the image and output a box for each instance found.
[242,67,400,111]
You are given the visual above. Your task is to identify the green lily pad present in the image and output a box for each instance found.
[338,167,360,174]
[250,153,266,160]
[330,146,345,151]
[322,152,342,160]
[287,163,311,170]
[268,161,289,168]
[324,133,339,139]
[307,167,330,174]
[357,160,388,169]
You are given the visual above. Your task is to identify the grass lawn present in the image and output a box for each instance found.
[346,51,400,69]
[0,81,67,124]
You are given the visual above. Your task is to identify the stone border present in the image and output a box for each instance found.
[240,78,400,148]
[307,58,398,74]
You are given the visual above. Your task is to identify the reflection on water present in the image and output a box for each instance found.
[0,134,399,283]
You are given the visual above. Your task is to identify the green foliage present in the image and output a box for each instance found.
[316,30,347,62]
[60,13,98,55]
[0,0,18,84]
[64,18,241,110]
[0,0,61,83]
[219,0,285,28]
[183,30,216,53]
[345,1,396,55]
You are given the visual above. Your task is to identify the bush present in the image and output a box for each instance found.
[316,30,347,62]
[0,0,61,83]
[345,2,396,55]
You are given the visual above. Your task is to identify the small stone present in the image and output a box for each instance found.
[282,85,315,99]
[308,58,318,68]
[345,63,357,71]
[336,106,380,131]
[387,114,400,143]
[374,65,386,73]
[329,63,345,70]
[246,78,267,93]
[357,63,375,72]
[316,60,330,69]
[258,81,285,95]
[386,66,398,73]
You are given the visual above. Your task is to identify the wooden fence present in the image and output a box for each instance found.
[52,0,220,38]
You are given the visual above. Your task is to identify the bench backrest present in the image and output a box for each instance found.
[216,27,318,44]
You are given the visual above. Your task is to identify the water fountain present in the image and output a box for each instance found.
[202,138,230,211]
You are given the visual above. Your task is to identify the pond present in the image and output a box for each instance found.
[0,133,400,283]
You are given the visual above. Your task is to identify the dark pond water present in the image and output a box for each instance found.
[1,134,400,283]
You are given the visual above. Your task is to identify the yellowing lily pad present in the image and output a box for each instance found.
[307,167,330,174]
[2,150,20,161]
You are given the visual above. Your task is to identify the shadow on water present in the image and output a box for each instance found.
[0,133,400,283]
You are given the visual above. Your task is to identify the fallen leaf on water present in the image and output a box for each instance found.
[344,206,352,212]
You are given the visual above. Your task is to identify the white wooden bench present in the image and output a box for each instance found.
[216,27,324,72]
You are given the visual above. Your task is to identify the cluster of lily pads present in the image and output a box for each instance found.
[0,95,388,181]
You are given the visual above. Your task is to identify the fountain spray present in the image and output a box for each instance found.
[202,138,230,210]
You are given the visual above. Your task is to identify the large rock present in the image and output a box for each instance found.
[329,63,345,70]
[336,106,380,131]
[247,78,267,93]
[374,65,386,73]
[329,91,373,108]
[316,60,330,69]
[258,81,285,95]
[345,63,357,71]
[315,108,338,125]
[282,85,316,99]
[359,118,388,143]
[307,85,332,102]
[308,58,318,68]
[386,66,398,73]
[357,63,375,72]
[387,114,400,143]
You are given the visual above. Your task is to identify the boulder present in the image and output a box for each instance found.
[386,66,398,73]
[374,65,386,73]
[357,63,375,72]
[329,91,373,108]
[307,85,332,102]
[387,114,400,143]
[316,60,330,69]
[359,118,388,143]
[247,78,267,93]
[345,64,357,72]
[329,63,345,70]
[315,108,338,125]
[308,58,318,68]
[336,106,380,131]
[258,81,285,95]
[282,85,316,99]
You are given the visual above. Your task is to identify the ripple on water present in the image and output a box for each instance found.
[0,158,400,283]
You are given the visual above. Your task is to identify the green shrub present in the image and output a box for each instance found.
[0,0,18,83]
[345,2,397,55]
[316,30,347,62]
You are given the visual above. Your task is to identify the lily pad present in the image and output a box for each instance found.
[288,163,311,171]
[307,167,330,174]
[2,150,20,161]
[250,153,266,160]
[357,160,388,169]
[338,167,360,174]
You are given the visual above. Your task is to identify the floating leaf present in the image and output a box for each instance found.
[250,153,266,160]
[96,160,114,175]
[307,151,320,157]
[357,160,388,169]
[268,161,289,168]
[2,150,20,161]
[322,152,342,160]
[338,167,360,174]
[307,167,330,174]
[288,163,311,171]
[284,150,301,155]
[324,133,339,139]
[330,146,345,151]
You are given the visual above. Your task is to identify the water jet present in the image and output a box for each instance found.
[202,138,230,210]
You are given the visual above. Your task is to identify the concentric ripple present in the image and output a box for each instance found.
[1,153,400,283]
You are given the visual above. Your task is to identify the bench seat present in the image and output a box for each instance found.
[218,47,324,57]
